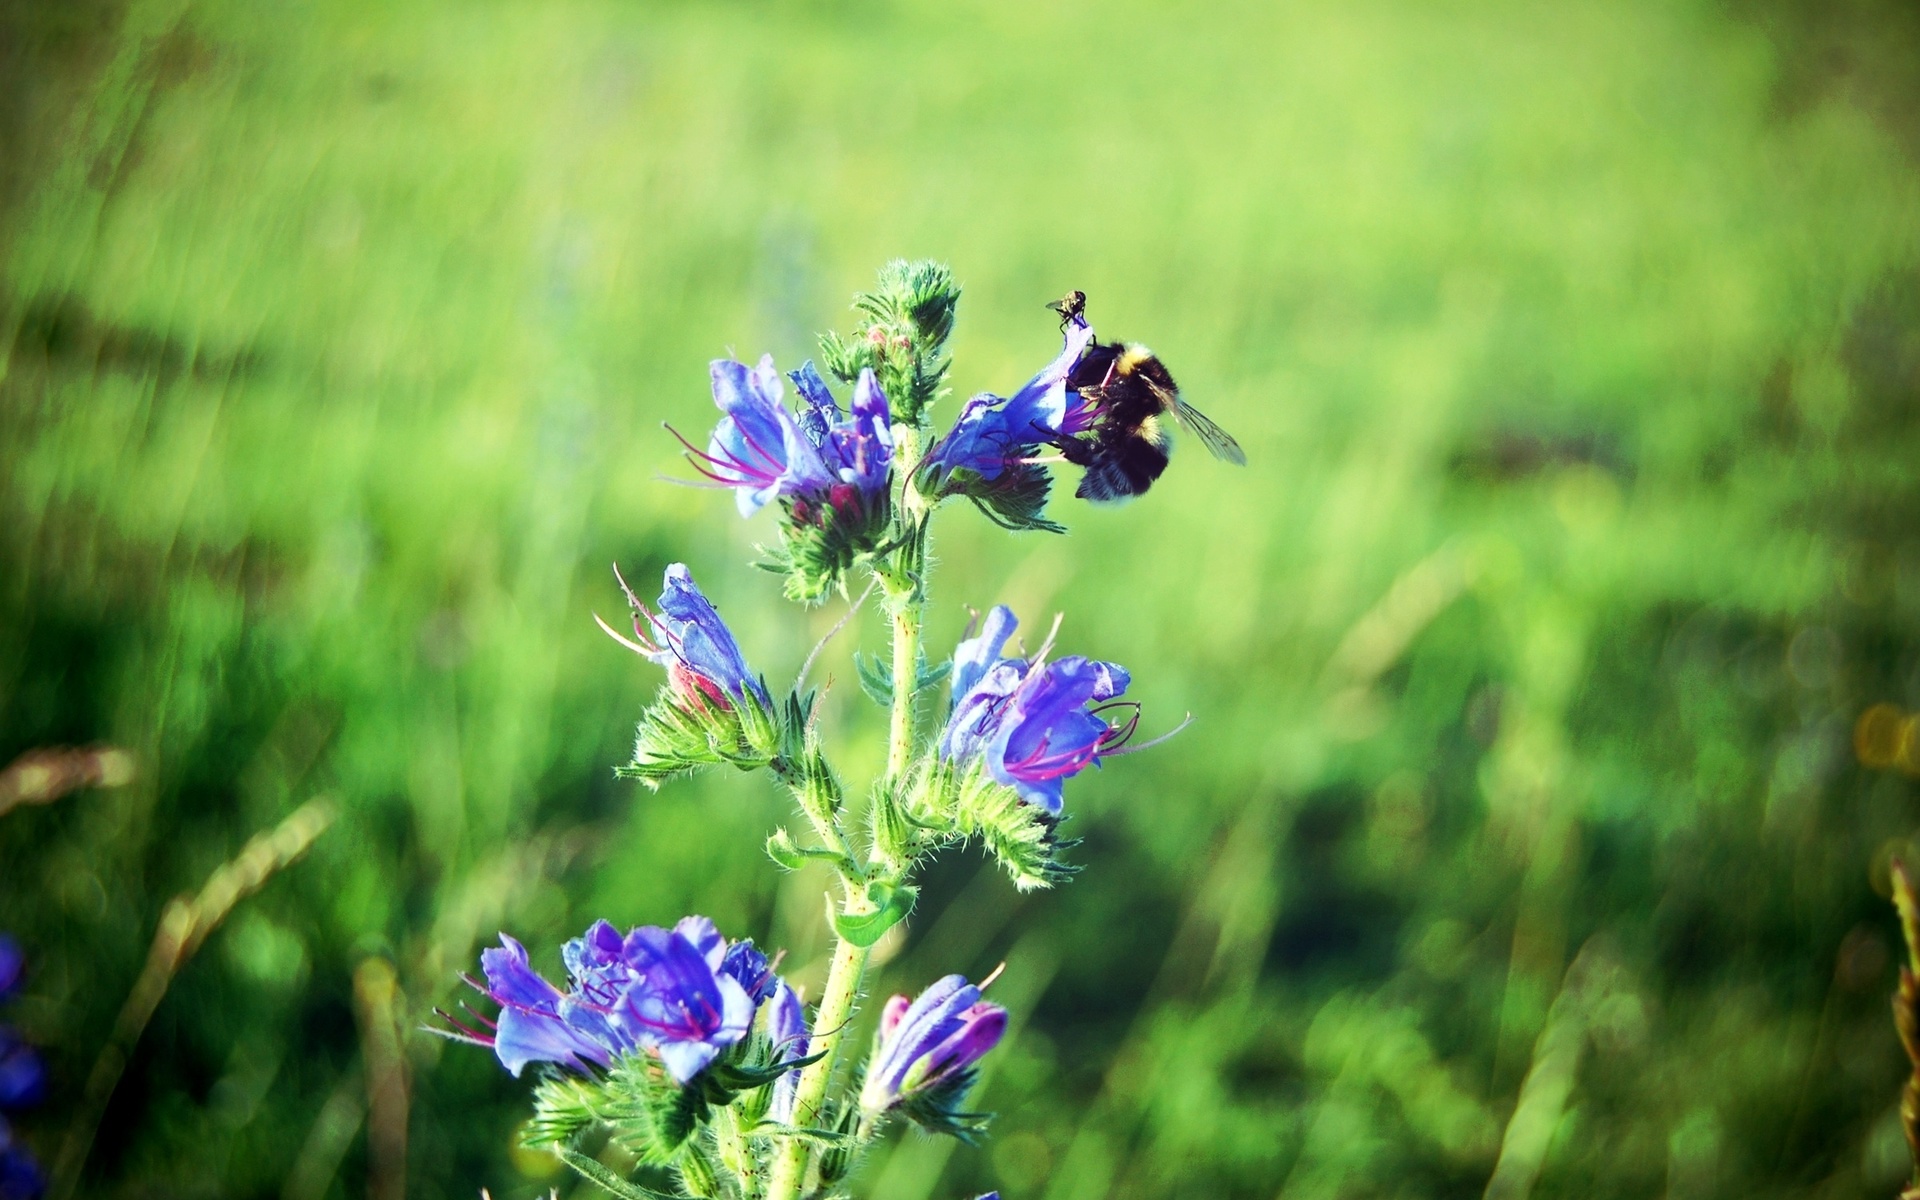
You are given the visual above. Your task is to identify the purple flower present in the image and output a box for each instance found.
[675,356,894,524]
[683,356,836,517]
[0,939,20,1004]
[448,915,777,1086]
[615,918,757,1084]
[788,361,894,499]
[600,563,771,712]
[0,1118,43,1200]
[923,315,1096,482]
[765,980,809,1124]
[860,974,1007,1114]
[0,1033,42,1111]
[938,606,1136,815]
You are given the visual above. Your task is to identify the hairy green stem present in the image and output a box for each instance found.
[766,434,927,1200]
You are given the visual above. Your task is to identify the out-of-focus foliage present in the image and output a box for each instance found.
[3,0,1920,1197]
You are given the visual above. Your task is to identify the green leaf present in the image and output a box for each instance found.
[854,650,893,707]
[766,826,852,873]
[831,881,917,947]
[554,1145,680,1200]
[913,651,952,695]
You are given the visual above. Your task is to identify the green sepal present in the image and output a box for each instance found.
[617,684,780,789]
[867,782,916,875]
[907,761,1080,891]
[757,487,893,605]
[810,1100,864,1187]
[896,1065,994,1143]
[832,880,917,947]
[675,1144,721,1199]
[552,1145,681,1200]
[920,458,1066,534]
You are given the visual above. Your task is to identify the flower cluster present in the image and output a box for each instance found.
[456,262,1194,1200]
[678,357,895,601]
[940,606,1137,815]
[0,937,44,1200]
[450,916,780,1086]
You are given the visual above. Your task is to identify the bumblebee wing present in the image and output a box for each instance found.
[1148,378,1246,465]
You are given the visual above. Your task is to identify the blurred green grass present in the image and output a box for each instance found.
[4,0,1920,1196]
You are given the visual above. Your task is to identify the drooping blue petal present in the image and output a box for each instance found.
[652,564,772,708]
[766,981,808,1124]
[493,1004,613,1077]
[673,915,727,968]
[951,606,1019,701]
[719,940,776,1004]
[480,935,615,1076]
[924,316,1096,480]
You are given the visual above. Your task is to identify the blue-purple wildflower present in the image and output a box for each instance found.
[600,563,772,713]
[788,361,894,501]
[0,1034,41,1112]
[0,1120,43,1200]
[449,915,780,1086]
[939,606,1137,815]
[859,974,1007,1114]
[0,940,20,1004]
[765,980,809,1125]
[676,356,893,525]
[923,314,1096,482]
[0,937,42,1200]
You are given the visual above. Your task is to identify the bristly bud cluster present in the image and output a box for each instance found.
[451,261,1197,1200]
[816,259,960,427]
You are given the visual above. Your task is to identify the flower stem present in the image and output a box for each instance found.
[766,435,928,1200]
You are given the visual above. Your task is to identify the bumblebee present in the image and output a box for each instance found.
[1042,290,1245,501]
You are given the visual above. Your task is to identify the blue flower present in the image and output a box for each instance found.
[684,356,836,517]
[0,1034,42,1111]
[0,939,20,1004]
[764,980,809,1124]
[859,974,1007,1114]
[451,915,779,1086]
[675,356,894,523]
[923,315,1096,482]
[0,1118,43,1200]
[938,606,1135,815]
[614,917,759,1084]
[788,361,894,499]
[600,563,772,712]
